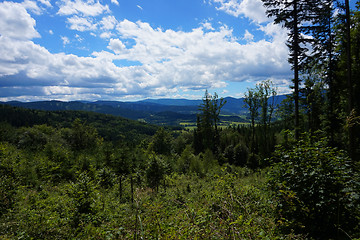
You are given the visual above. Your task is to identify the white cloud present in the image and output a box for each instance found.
[75,34,84,42]
[137,5,143,10]
[0,1,40,40]
[100,15,117,30]
[100,32,114,39]
[111,0,119,6]
[67,15,97,31]
[49,29,54,34]
[22,0,43,14]
[57,0,110,17]
[243,29,254,41]
[38,0,52,8]
[0,10,291,101]
[212,0,268,23]
[61,36,70,45]
[107,39,127,54]
[201,21,215,31]
[110,19,289,89]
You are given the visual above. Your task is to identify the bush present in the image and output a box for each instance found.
[267,135,360,239]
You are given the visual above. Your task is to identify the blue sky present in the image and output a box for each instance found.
[0,0,354,101]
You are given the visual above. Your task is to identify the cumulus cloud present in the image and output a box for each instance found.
[22,0,43,14]
[57,0,110,17]
[100,15,118,30]
[0,2,291,101]
[107,38,127,54]
[103,19,289,91]
[38,0,52,8]
[201,21,215,31]
[67,15,98,31]
[0,1,40,40]
[56,0,117,39]
[212,0,268,23]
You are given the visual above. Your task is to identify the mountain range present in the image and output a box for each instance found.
[1,95,287,126]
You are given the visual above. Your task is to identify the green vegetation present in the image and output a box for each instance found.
[1,1,360,239]
[0,104,159,144]
[0,107,287,239]
[268,133,360,238]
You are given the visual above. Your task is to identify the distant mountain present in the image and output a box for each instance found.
[1,95,288,126]
[93,100,198,114]
[140,98,202,106]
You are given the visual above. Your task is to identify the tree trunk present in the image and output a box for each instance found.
[130,174,134,203]
[345,0,355,160]
[294,0,300,140]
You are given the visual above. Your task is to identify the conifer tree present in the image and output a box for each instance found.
[261,0,314,139]
[196,90,226,153]
[305,0,337,143]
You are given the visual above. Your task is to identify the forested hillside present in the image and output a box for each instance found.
[0,104,160,144]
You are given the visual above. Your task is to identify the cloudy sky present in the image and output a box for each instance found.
[0,0,307,101]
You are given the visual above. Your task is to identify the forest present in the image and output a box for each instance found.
[0,0,360,239]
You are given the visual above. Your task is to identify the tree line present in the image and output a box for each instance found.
[261,0,360,161]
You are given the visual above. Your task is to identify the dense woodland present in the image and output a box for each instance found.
[1,0,360,239]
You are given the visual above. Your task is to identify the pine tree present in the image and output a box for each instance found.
[196,90,226,153]
[261,0,314,139]
[305,0,338,144]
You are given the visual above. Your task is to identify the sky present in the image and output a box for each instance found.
[0,0,353,102]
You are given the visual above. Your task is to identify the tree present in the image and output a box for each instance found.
[334,1,360,160]
[277,95,295,130]
[244,80,277,156]
[110,148,131,199]
[146,156,165,192]
[210,92,226,146]
[345,0,360,161]
[196,90,226,153]
[304,0,337,144]
[302,72,325,133]
[244,88,260,152]
[148,127,173,155]
[262,0,315,139]
[256,80,277,154]
[66,118,100,151]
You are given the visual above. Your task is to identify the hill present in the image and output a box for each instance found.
[0,104,160,144]
[1,95,287,126]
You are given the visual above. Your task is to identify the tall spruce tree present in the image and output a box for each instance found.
[196,90,226,153]
[261,0,314,139]
[333,1,360,160]
[305,0,338,144]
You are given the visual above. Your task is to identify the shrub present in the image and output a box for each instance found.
[267,135,360,239]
